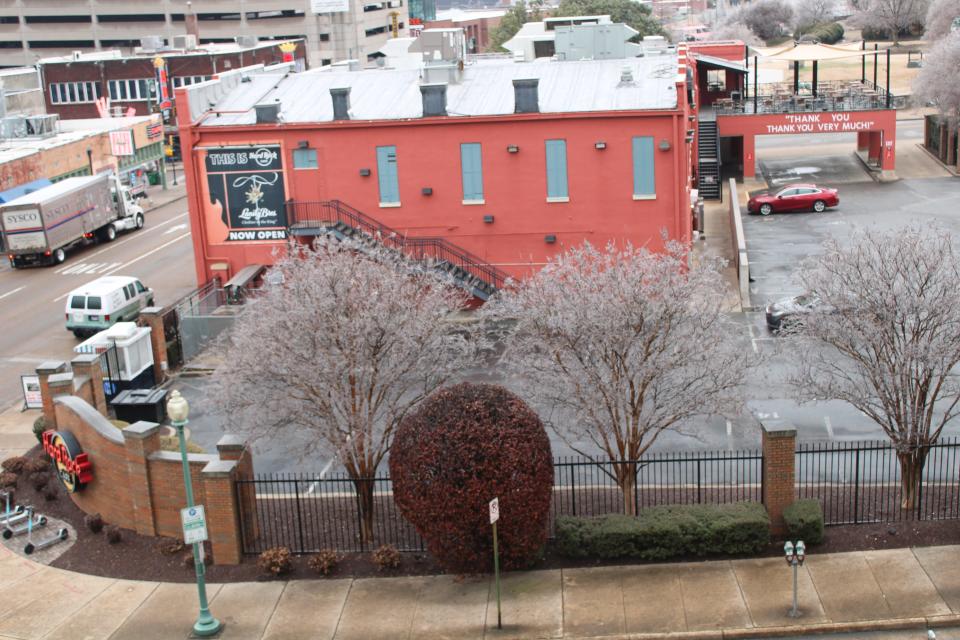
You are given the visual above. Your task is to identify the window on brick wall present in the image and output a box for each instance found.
[49,81,103,104]
[172,76,211,88]
[108,79,155,102]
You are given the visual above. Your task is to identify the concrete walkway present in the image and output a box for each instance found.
[2,540,959,640]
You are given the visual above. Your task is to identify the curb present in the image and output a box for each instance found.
[574,614,960,639]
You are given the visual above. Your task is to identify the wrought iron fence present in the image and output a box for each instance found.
[796,437,960,525]
[236,449,763,555]
[98,345,121,402]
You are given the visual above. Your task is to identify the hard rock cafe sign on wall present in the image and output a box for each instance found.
[42,430,93,493]
[202,145,288,243]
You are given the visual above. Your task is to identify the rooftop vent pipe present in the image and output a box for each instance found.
[420,83,447,117]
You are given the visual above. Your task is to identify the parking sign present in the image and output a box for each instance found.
[181,505,209,544]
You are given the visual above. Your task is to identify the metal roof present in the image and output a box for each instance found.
[199,55,680,126]
[694,54,747,72]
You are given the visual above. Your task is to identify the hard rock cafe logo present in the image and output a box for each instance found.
[250,147,279,168]
[42,430,93,493]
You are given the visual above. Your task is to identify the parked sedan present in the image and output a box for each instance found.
[747,183,840,216]
[765,293,822,332]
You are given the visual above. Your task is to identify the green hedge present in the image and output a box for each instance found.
[555,503,770,560]
[783,499,824,545]
[801,22,844,44]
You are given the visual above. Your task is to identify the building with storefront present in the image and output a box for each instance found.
[176,27,698,290]
[174,27,900,295]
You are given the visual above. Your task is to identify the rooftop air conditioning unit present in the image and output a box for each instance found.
[235,35,258,48]
[172,34,197,50]
[25,114,58,138]
[140,36,164,52]
[0,116,28,139]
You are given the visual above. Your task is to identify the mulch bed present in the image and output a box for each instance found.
[4,445,960,583]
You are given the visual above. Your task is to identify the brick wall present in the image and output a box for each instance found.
[48,393,250,565]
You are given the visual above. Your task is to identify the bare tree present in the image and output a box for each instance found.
[794,0,837,31]
[914,31,960,117]
[923,0,960,40]
[718,0,794,41]
[789,225,960,509]
[710,22,764,46]
[210,238,475,541]
[482,242,750,515]
[851,0,928,44]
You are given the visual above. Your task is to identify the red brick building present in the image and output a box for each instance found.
[37,39,307,122]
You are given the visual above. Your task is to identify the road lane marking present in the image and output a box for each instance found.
[81,212,189,260]
[0,286,24,301]
[164,223,188,234]
[52,232,191,302]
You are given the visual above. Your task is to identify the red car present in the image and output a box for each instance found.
[747,183,840,216]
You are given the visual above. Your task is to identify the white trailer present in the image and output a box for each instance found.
[1,174,144,267]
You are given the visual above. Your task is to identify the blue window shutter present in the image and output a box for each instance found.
[376,145,399,203]
[632,136,656,197]
[460,143,483,200]
[545,139,568,198]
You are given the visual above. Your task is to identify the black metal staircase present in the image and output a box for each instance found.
[286,200,509,301]
[697,116,721,200]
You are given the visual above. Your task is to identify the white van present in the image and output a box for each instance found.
[65,275,155,338]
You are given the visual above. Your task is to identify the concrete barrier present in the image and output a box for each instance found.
[728,178,753,310]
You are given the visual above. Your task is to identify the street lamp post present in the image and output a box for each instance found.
[784,540,806,618]
[167,390,222,637]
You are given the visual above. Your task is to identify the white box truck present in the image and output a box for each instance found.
[1,173,145,268]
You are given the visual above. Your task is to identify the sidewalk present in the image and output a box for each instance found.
[2,539,959,639]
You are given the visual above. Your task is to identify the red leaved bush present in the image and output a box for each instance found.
[390,383,553,573]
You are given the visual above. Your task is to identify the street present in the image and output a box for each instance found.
[0,188,197,411]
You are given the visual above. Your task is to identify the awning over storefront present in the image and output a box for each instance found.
[751,41,872,61]
[695,54,747,72]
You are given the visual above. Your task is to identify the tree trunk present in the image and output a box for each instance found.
[614,461,638,516]
[897,448,929,511]
[352,477,376,544]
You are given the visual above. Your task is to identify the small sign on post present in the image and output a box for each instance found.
[490,497,502,630]
[181,505,209,545]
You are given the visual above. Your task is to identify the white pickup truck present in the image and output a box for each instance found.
[1,173,145,268]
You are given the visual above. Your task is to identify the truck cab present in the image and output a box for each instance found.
[109,180,145,233]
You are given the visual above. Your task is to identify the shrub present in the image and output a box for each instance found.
[85,513,104,534]
[182,546,213,568]
[26,457,50,474]
[555,503,771,560]
[390,383,554,574]
[372,544,401,571]
[0,472,16,489]
[32,416,48,445]
[802,22,844,44]
[308,549,339,576]
[157,538,185,556]
[105,525,123,544]
[257,547,293,576]
[30,472,48,491]
[1,456,27,474]
[783,499,824,545]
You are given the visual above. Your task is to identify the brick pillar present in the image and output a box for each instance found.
[762,420,796,537]
[36,361,67,428]
[122,421,162,536]
[856,131,870,152]
[202,459,242,565]
[71,354,107,416]
[218,434,258,546]
[139,307,168,384]
[868,131,882,165]
[46,373,75,429]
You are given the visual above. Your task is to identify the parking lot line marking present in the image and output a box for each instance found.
[0,286,24,301]
[51,232,191,303]
[824,415,835,440]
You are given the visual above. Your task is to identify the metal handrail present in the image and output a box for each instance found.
[286,200,510,293]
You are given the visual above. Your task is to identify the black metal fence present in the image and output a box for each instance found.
[236,449,763,555]
[98,345,121,402]
[796,437,960,525]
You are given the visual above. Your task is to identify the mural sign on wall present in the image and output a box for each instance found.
[202,145,288,242]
